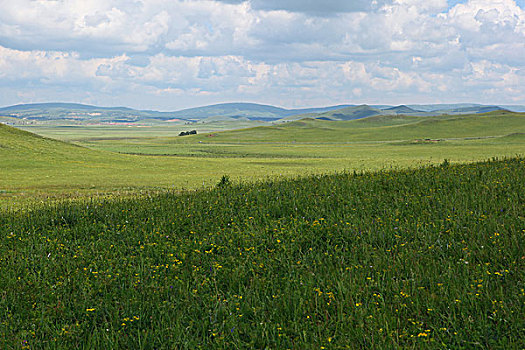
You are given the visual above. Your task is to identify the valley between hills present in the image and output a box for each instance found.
[1,106,524,206]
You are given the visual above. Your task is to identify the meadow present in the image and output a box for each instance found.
[1,111,524,348]
[3,110,524,207]
[1,157,524,348]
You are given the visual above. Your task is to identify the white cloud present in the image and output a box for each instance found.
[0,0,523,108]
[441,0,525,66]
[445,0,525,31]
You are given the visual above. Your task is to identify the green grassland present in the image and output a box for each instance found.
[17,119,269,141]
[1,111,525,348]
[2,111,524,206]
[178,111,525,143]
[25,111,525,158]
[1,158,524,348]
[1,123,319,206]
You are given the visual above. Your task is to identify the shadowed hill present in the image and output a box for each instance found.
[320,105,383,120]
[282,105,384,121]
[383,105,422,113]
[439,105,505,114]
[170,103,354,120]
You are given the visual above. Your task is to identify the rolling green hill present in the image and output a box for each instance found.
[0,123,95,163]
[170,103,288,120]
[2,123,401,204]
[313,105,384,121]
[189,111,525,144]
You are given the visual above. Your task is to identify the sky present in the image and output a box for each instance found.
[0,0,524,110]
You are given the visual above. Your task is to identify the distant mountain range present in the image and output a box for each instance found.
[0,102,523,124]
[0,103,175,123]
[279,104,512,122]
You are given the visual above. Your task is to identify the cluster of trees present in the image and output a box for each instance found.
[179,130,197,136]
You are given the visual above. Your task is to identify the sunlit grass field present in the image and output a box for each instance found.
[1,158,524,348]
[4,111,524,207]
[18,119,268,143]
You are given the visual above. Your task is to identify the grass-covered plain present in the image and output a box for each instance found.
[0,123,353,206]
[22,111,525,155]
[1,158,524,348]
[3,111,524,207]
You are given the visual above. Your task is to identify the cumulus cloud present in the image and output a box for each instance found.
[0,0,523,108]
[442,0,525,65]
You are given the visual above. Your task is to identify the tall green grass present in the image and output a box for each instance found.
[1,158,524,348]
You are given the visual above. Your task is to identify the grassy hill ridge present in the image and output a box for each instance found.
[181,111,525,144]
[0,123,100,171]
[1,122,82,151]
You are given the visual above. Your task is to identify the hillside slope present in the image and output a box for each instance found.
[1,158,523,348]
[187,111,525,143]
[0,123,90,157]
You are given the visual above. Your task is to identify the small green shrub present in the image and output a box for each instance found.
[216,174,231,188]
